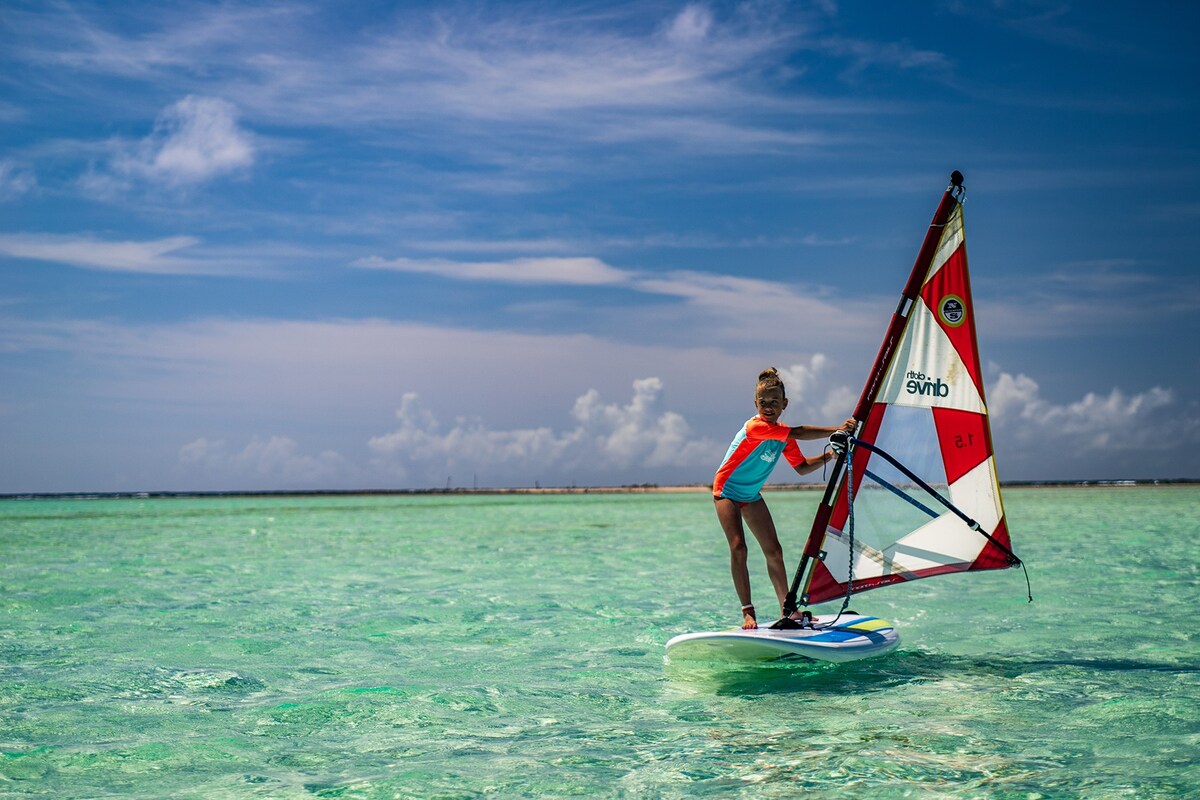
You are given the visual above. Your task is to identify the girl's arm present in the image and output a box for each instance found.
[793,450,835,476]
[787,418,855,441]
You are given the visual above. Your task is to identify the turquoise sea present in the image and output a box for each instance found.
[2,486,1198,799]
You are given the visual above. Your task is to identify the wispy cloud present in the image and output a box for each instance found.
[0,233,210,275]
[632,269,880,344]
[7,2,886,156]
[349,253,883,346]
[0,159,36,200]
[947,1,1136,55]
[9,3,305,78]
[353,255,632,286]
[402,238,578,255]
[0,232,319,278]
[815,35,951,79]
[976,260,1200,341]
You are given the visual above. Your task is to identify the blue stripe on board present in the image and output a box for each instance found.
[806,630,862,643]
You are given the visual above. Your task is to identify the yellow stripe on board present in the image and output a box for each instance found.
[844,618,894,632]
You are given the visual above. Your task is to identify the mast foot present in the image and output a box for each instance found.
[768,611,815,630]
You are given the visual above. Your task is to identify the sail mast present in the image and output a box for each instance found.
[852,171,965,421]
[780,171,966,617]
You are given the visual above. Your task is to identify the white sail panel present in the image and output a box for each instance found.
[889,514,988,570]
[819,513,976,584]
[925,204,964,283]
[947,456,1004,534]
[820,492,999,585]
[877,300,985,414]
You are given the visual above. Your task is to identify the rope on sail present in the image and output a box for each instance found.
[862,468,940,519]
[847,436,1033,602]
[849,437,1021,566]
[819,438,858,629]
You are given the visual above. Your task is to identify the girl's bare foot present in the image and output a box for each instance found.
[741,604,757,629]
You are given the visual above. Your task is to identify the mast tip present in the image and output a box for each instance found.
[950,170,964,187]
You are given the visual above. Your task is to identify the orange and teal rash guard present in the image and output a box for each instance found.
[712,416,805,503]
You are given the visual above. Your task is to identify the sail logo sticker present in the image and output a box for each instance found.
[939,295,966,327]
[905,370,950,397]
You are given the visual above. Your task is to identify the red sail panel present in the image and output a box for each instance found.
[970,518,1015,570]
[920,244,982,394]
[806,561,909,603]
[933,407,991,485]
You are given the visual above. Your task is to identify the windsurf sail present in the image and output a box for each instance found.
[782,171,1023,616]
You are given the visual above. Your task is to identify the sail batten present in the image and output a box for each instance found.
[793,174,1017,608]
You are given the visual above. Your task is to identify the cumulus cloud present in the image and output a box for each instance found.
[368,378,717,487]
[110,95,254,187]
[989,370,1191,452]
[778,355,830,406]
[776,355,859,423]
[179,435,349,487]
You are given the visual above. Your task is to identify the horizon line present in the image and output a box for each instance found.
[2,477,1197,501]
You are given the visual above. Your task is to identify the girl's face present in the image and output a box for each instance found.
[755,385,788,423]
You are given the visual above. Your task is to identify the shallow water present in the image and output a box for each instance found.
[2,487,1197,798]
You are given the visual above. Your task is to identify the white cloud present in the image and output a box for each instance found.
[353,6,790,121]
[0,159,36,200]
[0,233,240,276]
[343,255,887,351]
[665,5,714,45]
[4,311,1195,489]
[820,384,861,424]
[989,371,1190,452]
[778,355,830,405]
[976,264,1200,341]
[773,355,858,423]
[368,378,717,486]
[818,35,951,77]
[0,314,769,448]
[113,95,254,187]
[11,3,861,155]
[405,237,577,254]
[632,269,882,346]
[180,435,349,486]
[353,255,632,286]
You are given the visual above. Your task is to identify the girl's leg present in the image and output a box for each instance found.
[714,498,757,629]
[740,499,794,620]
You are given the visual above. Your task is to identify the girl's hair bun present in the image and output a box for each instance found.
[756,367,785,395]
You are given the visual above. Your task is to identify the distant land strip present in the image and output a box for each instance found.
[2,478,1198,501]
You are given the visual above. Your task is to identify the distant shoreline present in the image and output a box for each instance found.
[2,478,1198,501]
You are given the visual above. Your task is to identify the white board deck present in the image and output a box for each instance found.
[665,613,900,664]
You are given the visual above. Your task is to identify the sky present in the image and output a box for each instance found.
[1,0,1197,494]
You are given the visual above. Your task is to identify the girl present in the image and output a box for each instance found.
[712,367,854,629]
